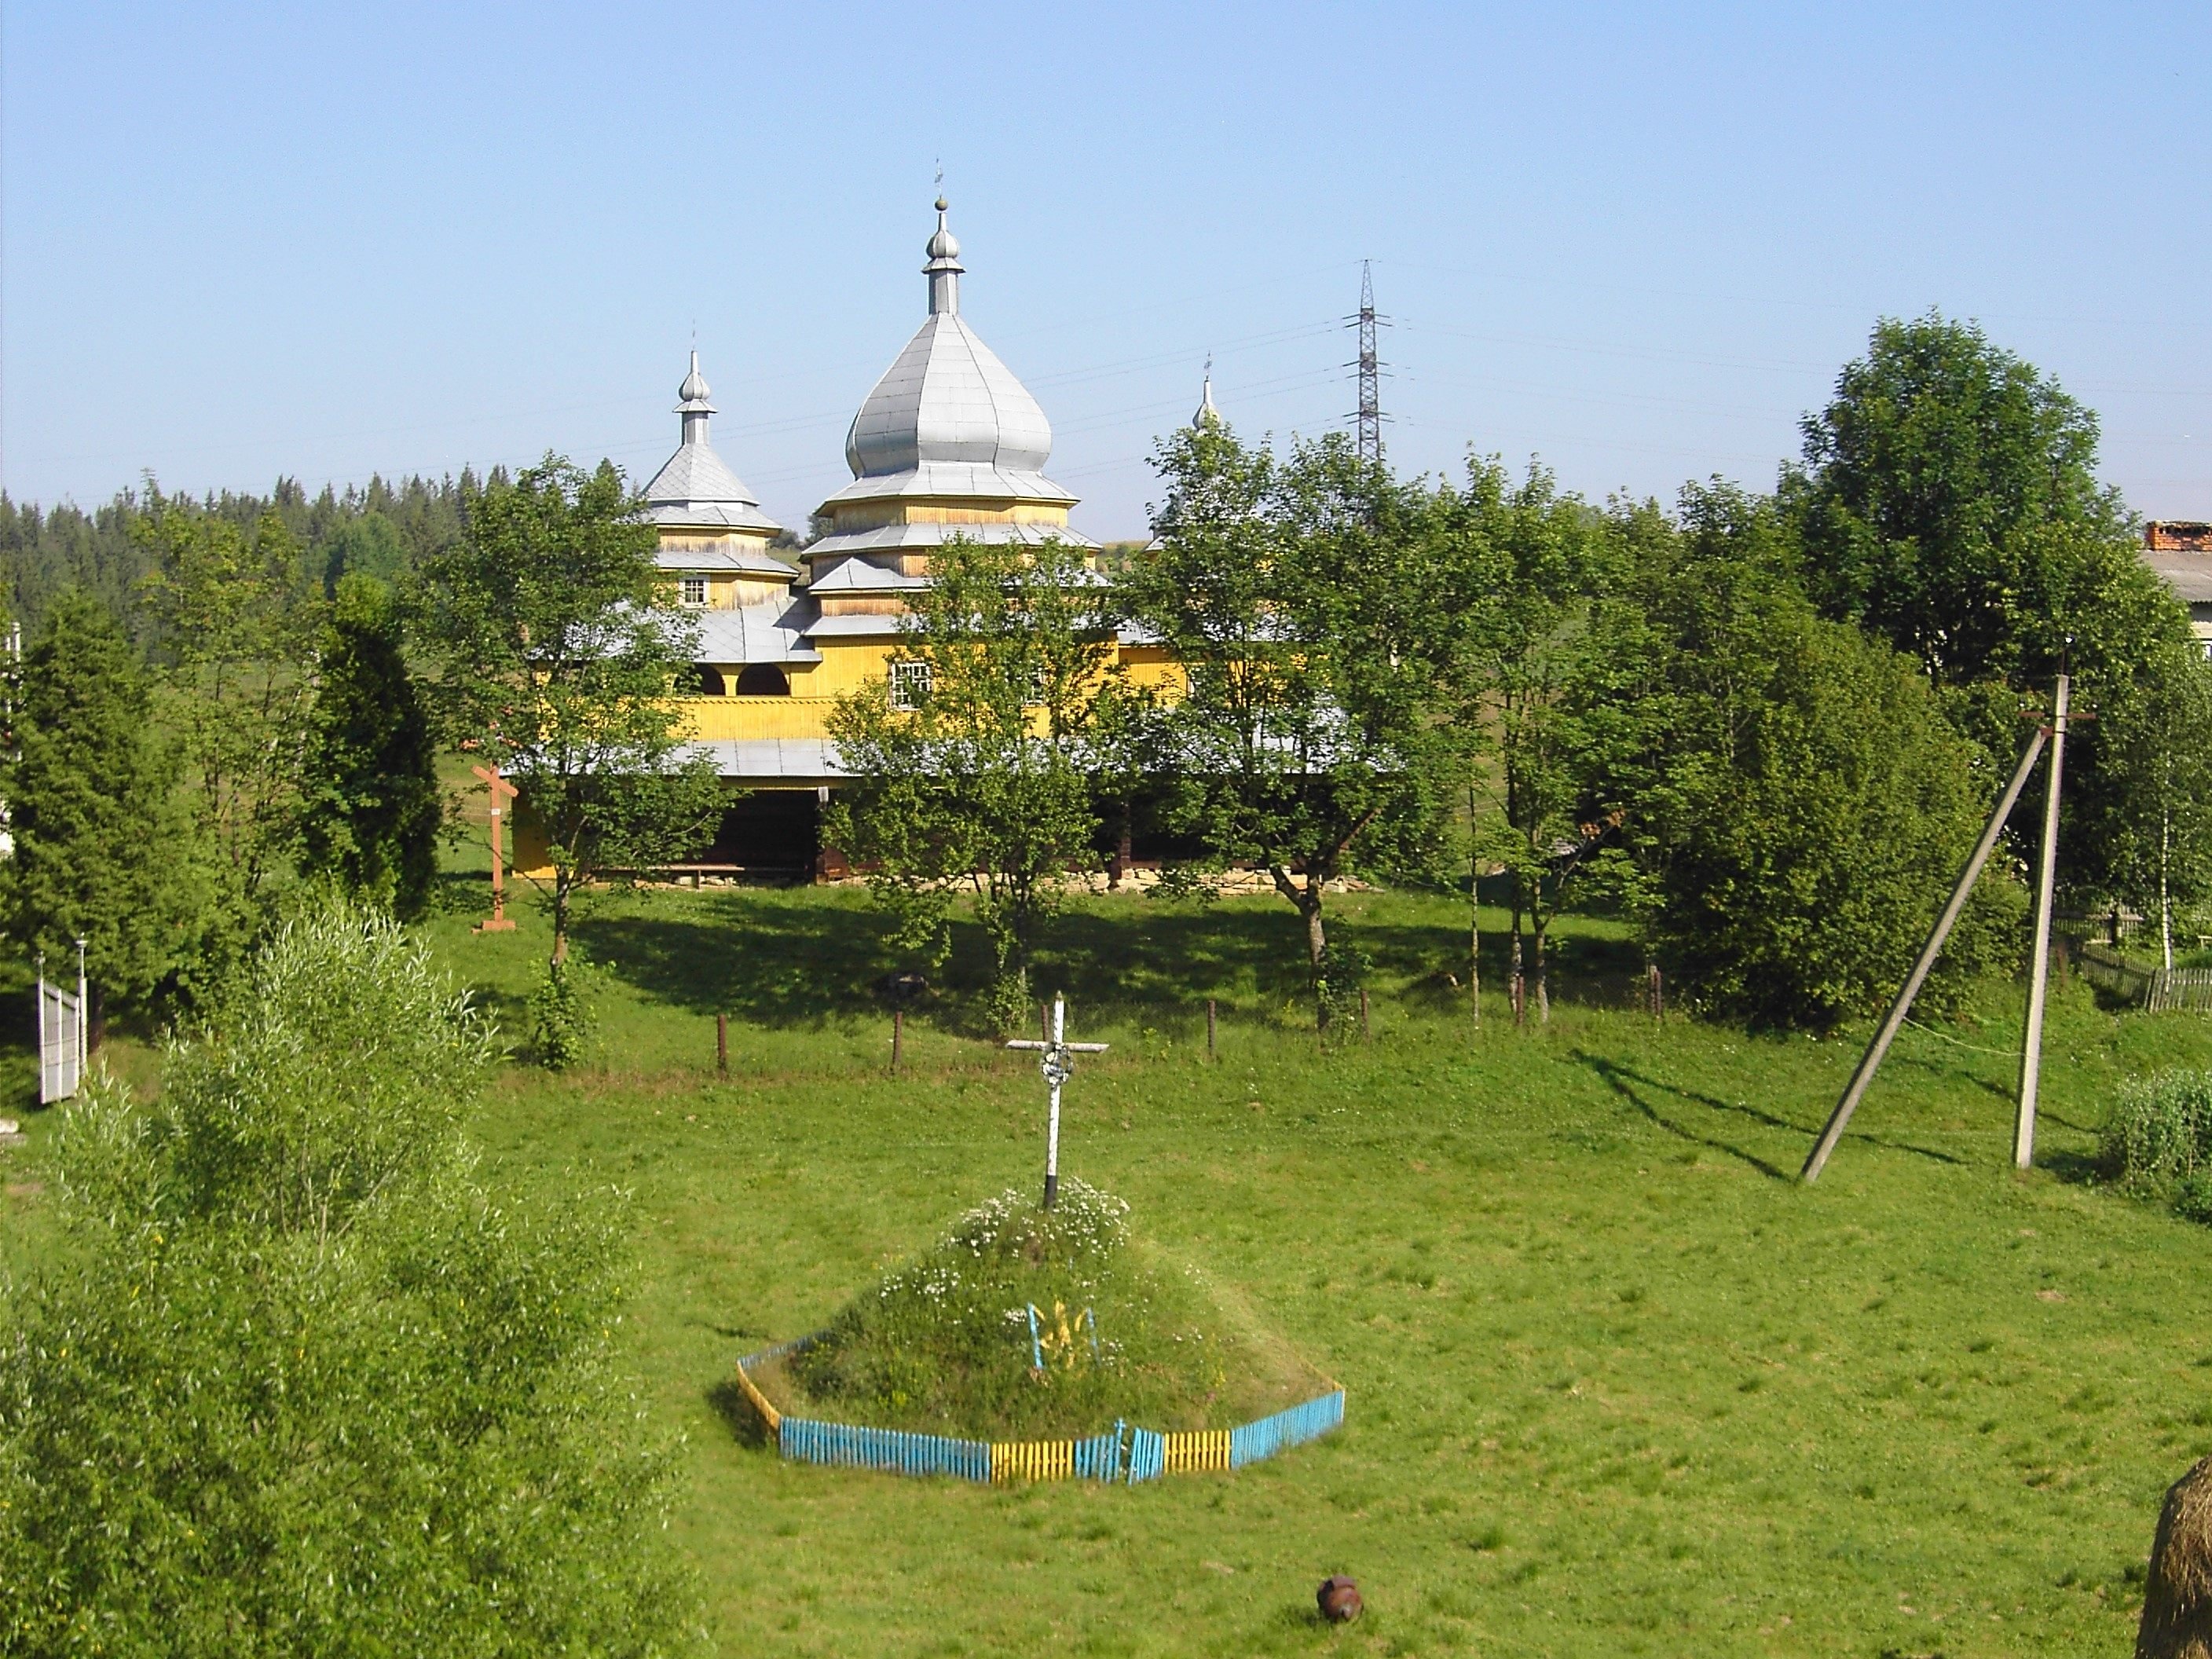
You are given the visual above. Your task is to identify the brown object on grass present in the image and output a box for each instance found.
[2141,1456,2212,1657]
[1317,1575,1362,1624]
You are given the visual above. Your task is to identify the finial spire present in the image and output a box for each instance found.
[676,349,715,444]
[1193,355,1220,429]
[923,196,963,317]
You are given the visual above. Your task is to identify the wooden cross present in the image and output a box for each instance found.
[1006,994,1108,1209]
[471,764,519,932]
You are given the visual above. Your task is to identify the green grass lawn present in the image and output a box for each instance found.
[10,879,2212,1655]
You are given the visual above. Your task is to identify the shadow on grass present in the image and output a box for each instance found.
[2040,1145,2112,1188]
[705,1378,771,1449]
[577,892,901,1030]
[1575,1051,1968,1179]
[1574,1053,1795,1182]
[577,885,1654,1035]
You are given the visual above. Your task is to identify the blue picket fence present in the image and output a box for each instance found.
[1125,1425,1166,1485]
[1073,1422,1126,1482]
[738,1334,820,1370]
[1229,1389,1345,1468]
[778,1415,991,1481]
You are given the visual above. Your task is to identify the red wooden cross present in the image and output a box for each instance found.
[471,764,520,932]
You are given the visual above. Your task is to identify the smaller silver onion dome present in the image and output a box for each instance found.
[676,349,713,412]
[925,196,960,262]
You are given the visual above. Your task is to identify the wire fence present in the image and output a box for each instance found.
[735,1340,1344,1485]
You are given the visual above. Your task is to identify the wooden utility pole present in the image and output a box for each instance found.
[2015,674,2071,1170]
[1801,716,2051,1183]
[471,764,519,932]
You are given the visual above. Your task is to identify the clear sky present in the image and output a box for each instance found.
[5,2,2207,540]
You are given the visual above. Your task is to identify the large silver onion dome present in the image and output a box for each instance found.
[841,314,1056,478]
[827,198,1073,504]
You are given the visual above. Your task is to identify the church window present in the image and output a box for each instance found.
[695,665,726,696]
[734,664,791,697]
[888,660,932,710]
[679,576,708,606]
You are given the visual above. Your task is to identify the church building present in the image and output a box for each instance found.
[633,198,1172,874]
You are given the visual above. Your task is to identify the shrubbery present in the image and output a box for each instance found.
[0,907,699,1657]
[2105,1069,2212,1223]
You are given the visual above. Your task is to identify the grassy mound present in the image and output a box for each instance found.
[757,1180,1328,1439]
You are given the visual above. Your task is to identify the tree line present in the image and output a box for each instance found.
[0,471,471,641]
[831,313,2212,1031]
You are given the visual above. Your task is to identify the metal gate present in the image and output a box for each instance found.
[37,945,86,1104]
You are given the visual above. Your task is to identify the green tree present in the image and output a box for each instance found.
[1,592,196,1039]
[1784,313,2199,892]
[1432,458,1610,1023]
[298,573,443,917]
[2089,643,2212,969]
[0,907,701,1655]
[826,537,1120,1031]
[1580,483,2023,1027]
[418,456,721,968]
[137,502,322,975]
[1122,423,1448,1031]
[1785,312,2153,688]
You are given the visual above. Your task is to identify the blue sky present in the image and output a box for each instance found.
[5,2,2207,539]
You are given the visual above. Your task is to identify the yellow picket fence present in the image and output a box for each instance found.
[990,1439,1075,1482]
[731,1363,782,1434]
[1163,1429,1232,1473]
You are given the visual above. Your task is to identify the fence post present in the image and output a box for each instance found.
[1360,987,1372,1041]
[716,1012,728,1078]
[892,1006,903,1070]
[1207,998,1217,1060]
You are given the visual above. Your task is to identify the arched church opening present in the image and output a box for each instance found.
[734,664,791,697]
[694,665,726,697]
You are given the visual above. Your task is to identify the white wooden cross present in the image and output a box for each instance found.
[1006,993,1108,1209]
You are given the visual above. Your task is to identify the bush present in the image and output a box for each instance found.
[1646,611,2025,1028]
[2104,1069,2212,1199]
[531,950,599,1070]
[0,907,700,1657]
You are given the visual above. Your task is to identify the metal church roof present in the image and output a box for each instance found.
[690,598,823,664]
[805,518,1095,563]
[654,546,800,578]
[676,739,845,782]
[640,351,782,536]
